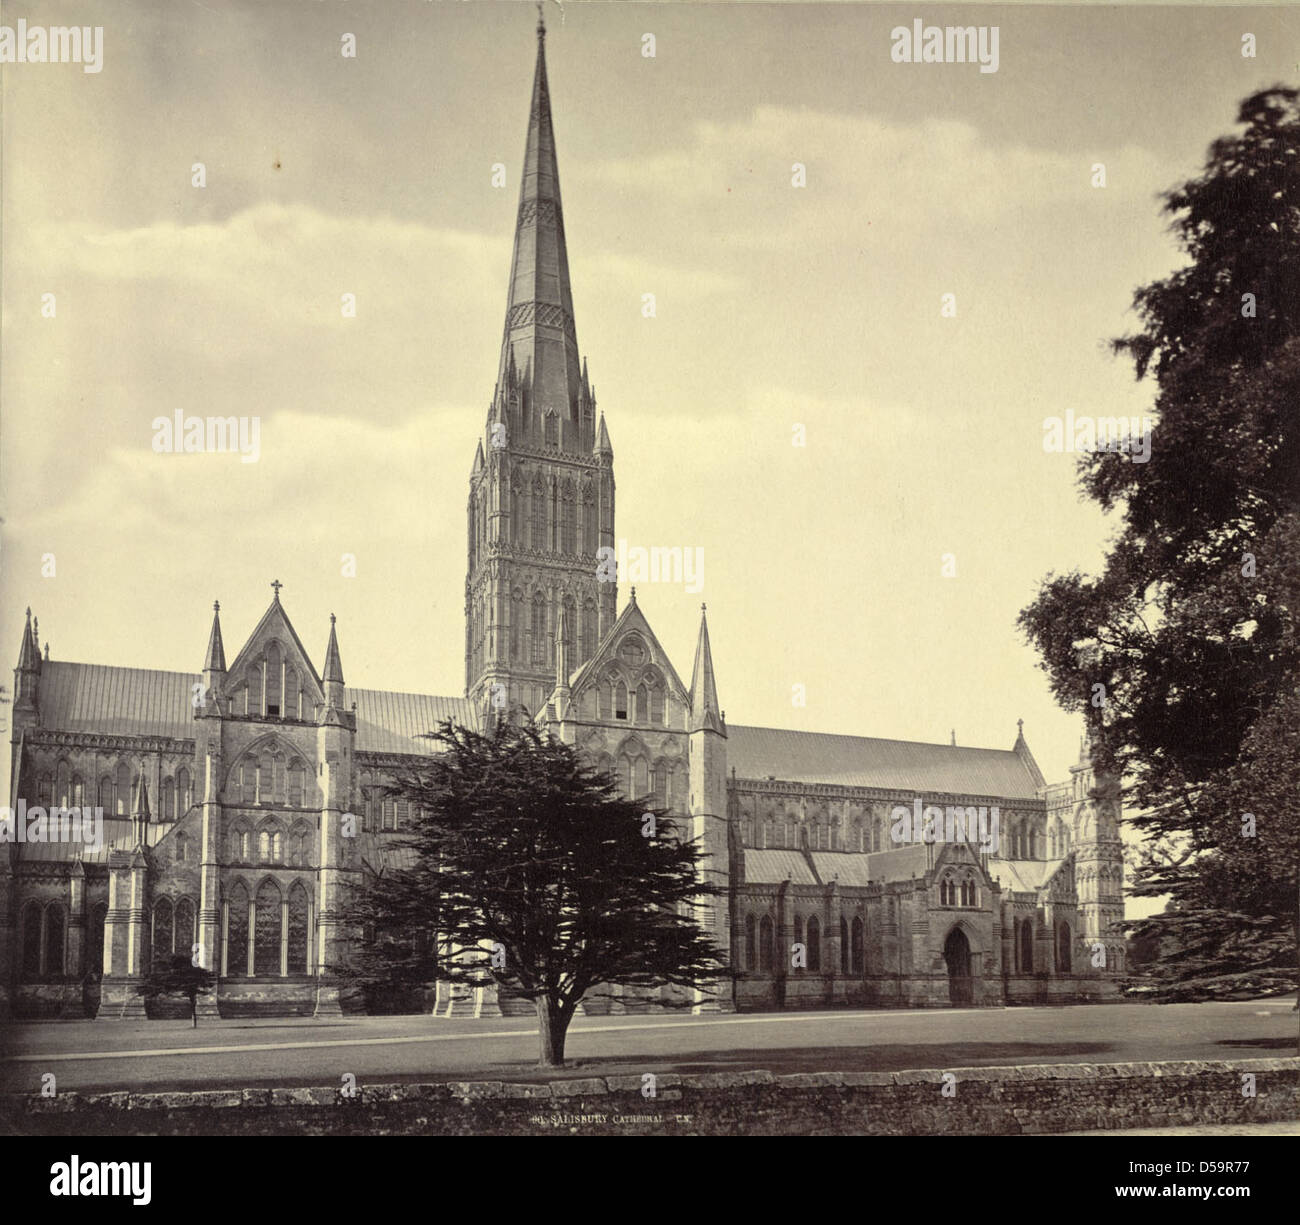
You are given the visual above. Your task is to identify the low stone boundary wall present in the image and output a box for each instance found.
[6,1058,1297,1136]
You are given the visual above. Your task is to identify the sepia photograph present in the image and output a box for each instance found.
[0,0,1297,1184]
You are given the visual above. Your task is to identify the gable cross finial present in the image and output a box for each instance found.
[271,579,283,602]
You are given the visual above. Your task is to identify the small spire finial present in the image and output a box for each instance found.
[1017,718,1024,735]
[630,586,637,603]
[537,2,545,38]
[213,600,220,613]
[330,612,336,626]
[271,579,283,602]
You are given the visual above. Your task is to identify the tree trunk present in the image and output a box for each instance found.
[535,997,569,1067]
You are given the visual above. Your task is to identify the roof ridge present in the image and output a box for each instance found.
[729,722,1021,756]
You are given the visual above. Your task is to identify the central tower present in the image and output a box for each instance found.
[465,16,616,719]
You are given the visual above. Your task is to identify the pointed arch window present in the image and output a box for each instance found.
[544,411,558,448]
[1017,919,1034,973]
[1057,922,1072,973]
[153,898,174,963]
[177,768,191,813]
[807,916,821,971]
[21,902,42,979]
[744,915,756,971]
[290,824,311,866]
[162,777,176,821]
[614,681,628,720]
[265,642,282,716]
[759,915,774,971]
[247,664,263,716]
[651,762,667,808]
[253,879,282,976]
[225,881,249,977]
[175,898,196,955]
[531,479,547,550]
[258,825,282,863]
[852,916,865,974]
[531,593,547,666]
[284,666,299,718]
[561,482,576,553]
[287,760,305,807]
[115,763,130,815]
[44,905,65,977]
[840,917,850,973]
[99,775,113,814]
[288,883,311,975]
[581,486,597,554]
[242,758,258,805]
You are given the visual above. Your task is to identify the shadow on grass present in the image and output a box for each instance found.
[473,1041,1117,1080]
[1215,1037,1299,1052]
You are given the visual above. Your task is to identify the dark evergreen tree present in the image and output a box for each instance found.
[337,719,729,1066]
[1020,88,1300,1002]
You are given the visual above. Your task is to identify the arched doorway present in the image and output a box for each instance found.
[944,927,973,1006]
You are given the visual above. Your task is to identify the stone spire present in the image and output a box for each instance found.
[323,613,345,708]
[13,607,41,713]
[204,601,226,674]
[497,13,583,423]
[689,604,726,735]
[16,607,38,672]
[131,767,151,846]
[594,411,613,459]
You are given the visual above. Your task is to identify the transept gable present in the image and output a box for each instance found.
[224,596,325,711]
[568,596,688,705]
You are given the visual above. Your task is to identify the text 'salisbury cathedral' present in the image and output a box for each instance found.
[1,22,1124,1020]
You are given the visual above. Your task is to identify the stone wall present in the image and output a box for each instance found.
[7,1058,1296,1137]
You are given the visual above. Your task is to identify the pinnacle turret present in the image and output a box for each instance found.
[204,600,227,674]
[594,412,613,458]
[323,614,345,707]
[16,608,38,672]
[689,605,725,736]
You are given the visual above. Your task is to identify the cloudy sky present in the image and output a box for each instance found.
[2,0,1293,862]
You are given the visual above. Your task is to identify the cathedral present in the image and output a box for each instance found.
[0,19,1124,1021]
